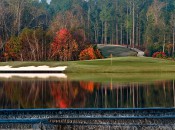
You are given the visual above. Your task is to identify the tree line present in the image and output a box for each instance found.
[0,0,175,61]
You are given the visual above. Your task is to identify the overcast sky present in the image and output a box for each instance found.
[47,0,51,4]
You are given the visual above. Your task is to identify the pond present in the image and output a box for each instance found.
[0,73,175,109]
[0,73,175,129]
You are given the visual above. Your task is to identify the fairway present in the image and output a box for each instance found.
[0,57,175,73]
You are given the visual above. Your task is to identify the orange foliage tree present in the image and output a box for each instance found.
[51,28,78,61]
[79,46,103,60]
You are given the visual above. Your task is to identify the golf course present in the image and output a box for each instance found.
[0,45,174,73]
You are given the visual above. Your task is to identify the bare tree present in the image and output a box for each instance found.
[171,14,175,57]
[132,0,135,48]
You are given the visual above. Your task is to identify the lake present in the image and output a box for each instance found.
[0,73,175,109]
[0,73,175,129]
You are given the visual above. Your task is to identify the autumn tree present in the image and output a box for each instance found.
[79,45,103,60]
[51,28,78,61]
[4,36,21,61]
[49,5,85,37]
[19,28,50,61]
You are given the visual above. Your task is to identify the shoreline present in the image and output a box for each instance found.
[0,57,175,73]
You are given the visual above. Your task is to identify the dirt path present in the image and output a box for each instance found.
[131,48,145,57]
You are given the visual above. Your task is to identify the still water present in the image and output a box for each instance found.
[0,73,175,109]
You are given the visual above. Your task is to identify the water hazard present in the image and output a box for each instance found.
[0,73,175,129]
[0,73,175,109]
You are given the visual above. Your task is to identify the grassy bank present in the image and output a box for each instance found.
[67,73,175,83]
[1,73,175,84]
[0,57,175,73]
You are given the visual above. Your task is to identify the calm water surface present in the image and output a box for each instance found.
[0,74,175,109]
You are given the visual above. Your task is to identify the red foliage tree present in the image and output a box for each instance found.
[51,28,78,61]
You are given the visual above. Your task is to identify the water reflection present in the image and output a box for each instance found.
[0,76,175,109]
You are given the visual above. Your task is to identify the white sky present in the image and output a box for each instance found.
[47,0,51,4]
[39,0,51,4]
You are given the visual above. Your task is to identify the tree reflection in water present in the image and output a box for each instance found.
[0,79,174,109]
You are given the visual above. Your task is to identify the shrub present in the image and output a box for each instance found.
[79,46,96,60]
[79,46,103,60]
[145,43,162,56]
[152,52,166,58]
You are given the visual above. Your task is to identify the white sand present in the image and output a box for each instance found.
[0,65,67,78]
[0,65,67,71]
[0,73,67,79]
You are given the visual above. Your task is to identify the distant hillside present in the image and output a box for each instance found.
[98,45,137,58]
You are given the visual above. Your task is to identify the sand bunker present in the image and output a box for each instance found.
[0,65,67,71]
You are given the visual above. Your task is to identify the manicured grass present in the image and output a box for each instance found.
[0,57,175,73]
[98,45,137,57]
